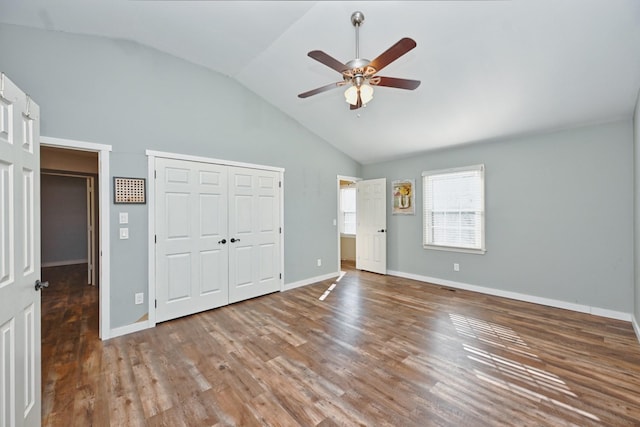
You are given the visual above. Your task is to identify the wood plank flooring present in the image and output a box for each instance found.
[41,263,640,426]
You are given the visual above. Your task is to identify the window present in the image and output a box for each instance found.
[340,186,357,235]
[423,164,485,253]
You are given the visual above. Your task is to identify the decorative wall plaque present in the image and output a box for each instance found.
[113,177,146,204]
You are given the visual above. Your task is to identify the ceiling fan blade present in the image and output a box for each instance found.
[367,38,417,74]
[308,50,348,73]
[371,76,421,90]
[298,82,344,98]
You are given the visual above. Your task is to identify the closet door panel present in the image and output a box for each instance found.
[155,158,229,322]
[228,167,280,303]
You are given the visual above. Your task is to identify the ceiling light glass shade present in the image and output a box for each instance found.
[344,86,358,105]
[344,84,375,106]
[360,84,374,104]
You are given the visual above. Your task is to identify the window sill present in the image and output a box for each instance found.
[423,244,486,255]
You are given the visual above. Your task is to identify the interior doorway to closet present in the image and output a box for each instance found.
[40,146,99,286]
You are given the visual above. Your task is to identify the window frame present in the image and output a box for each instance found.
[422,164,486,254]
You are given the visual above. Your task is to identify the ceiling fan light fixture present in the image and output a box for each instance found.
[344,83,374,106]
[360,83,374,104]
[344,85,358,105]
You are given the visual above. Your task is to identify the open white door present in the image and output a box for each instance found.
[356,178,387,274]
[0,75,41,427]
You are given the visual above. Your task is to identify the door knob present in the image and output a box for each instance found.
[218,239,227,244]
[35,280,49,291]
[378,229,386,233]
[230,238,240,243]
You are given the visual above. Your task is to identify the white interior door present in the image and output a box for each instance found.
[155,158,229,322]
[228,167,280,303]
[356,178,387,274]
[0,75,41,427]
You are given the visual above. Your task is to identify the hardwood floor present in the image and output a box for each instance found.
[41,264,640,426]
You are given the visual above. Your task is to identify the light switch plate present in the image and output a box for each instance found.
[119,212,129,224]
[119,228,129,239]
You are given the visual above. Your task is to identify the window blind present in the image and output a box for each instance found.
[423,165,485,252]
[340,186,357,235]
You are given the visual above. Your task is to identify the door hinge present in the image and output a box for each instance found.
[155,299,157,308]
[279,227,282,234]
[279,273,282,279]
[279,181,282,188]
[154,235,157,243]
[154,170,157,179]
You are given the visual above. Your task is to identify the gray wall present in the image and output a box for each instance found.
[363,120,634,314]
[0,24,360,329]
[634,90,640,324]
[41,175,88,266]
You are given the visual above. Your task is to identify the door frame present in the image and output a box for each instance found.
[336,175,361,270]
[41,136,112,339]
[146,149,285,329]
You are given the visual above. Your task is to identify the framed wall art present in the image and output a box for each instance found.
[392,179,415,215]
[113,177,146,204]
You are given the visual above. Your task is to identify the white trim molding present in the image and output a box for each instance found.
[284,272,340,292]
[387,270,632,322]
[633,316,640,344]
[109,320,151,339]
[146,150,284,173]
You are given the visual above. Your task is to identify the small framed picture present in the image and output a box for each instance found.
[113,177,146,204]
[392,179,415,215]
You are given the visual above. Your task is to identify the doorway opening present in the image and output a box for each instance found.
[41,170,97,283]
[40,137,112,339]
[337,175,360,271]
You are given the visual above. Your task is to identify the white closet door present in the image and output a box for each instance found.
[228,167,280,303]
[155,158,229,322]
[0,75,41,427]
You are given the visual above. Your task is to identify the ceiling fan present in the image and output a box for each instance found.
[298,11,421,110]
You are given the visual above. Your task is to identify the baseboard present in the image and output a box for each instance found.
[283,271,340,291]
[42,259,88,268]
[107,320,151,340]
[387,270,632,322]
[633,316,640,344]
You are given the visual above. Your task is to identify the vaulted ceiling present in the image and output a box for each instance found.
[1,1,639,164]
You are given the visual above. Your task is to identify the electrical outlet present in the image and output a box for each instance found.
[119,228,129,239]
[317,258,322,267]
[454,263,460,272]
[135,293,144,304]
